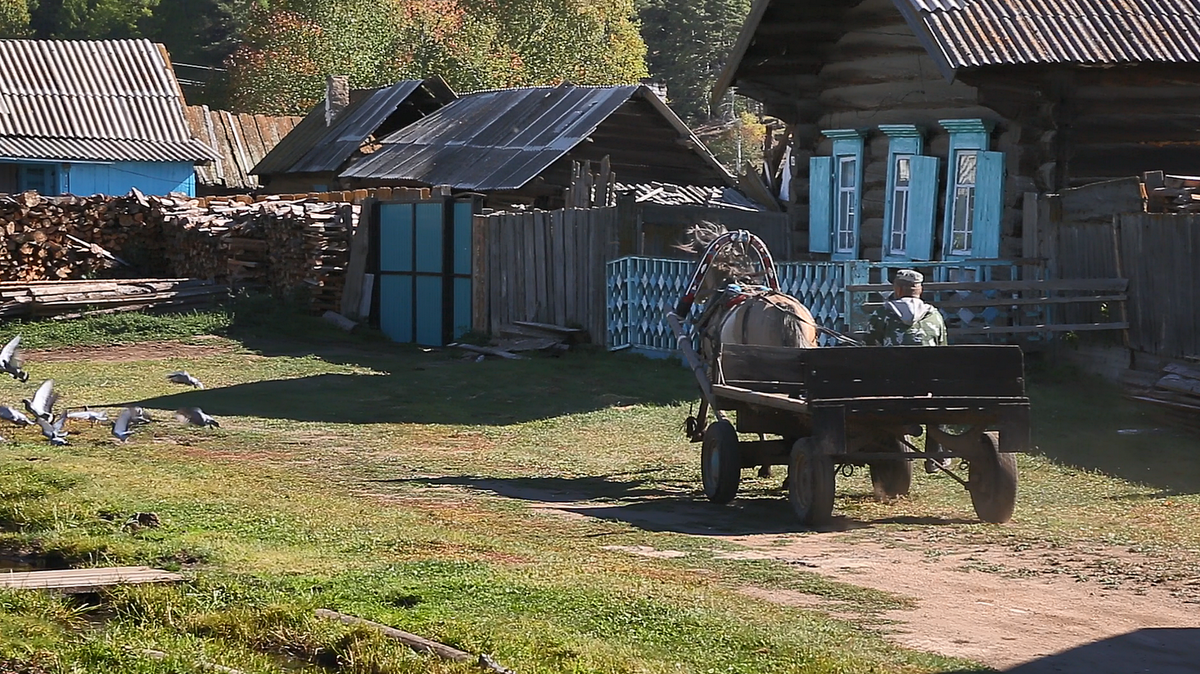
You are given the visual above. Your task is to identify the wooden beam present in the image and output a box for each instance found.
[950,322,1129,336]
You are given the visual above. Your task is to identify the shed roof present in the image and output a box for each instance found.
[340,84,735,191]
[0,39,217,162]
[716,0,1200,102]
[251,78,455,176]
[185,106,303,191]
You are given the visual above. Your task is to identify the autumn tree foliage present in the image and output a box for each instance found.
[227,0,648,115]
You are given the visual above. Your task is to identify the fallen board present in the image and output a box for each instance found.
[0,566,183,593]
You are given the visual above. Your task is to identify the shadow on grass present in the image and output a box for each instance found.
[1029,369,1200,496]
[975,627,1200,674]
[390,474,978,535]
[126,345,695,425]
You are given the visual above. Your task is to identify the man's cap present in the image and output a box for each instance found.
[894,269,924,285]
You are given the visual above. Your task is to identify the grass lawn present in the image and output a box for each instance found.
[0,303,1197,673]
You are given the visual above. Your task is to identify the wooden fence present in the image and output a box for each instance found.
[473,207,619,343]
[1118,212,1200,359]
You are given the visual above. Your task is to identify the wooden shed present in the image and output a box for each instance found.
[716,0,1200,263]
[339,84,740,211]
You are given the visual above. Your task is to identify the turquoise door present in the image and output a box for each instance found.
[376,198,476,345]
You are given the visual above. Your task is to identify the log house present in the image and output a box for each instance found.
[717,0,1200,263]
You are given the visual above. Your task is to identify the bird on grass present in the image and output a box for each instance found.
[22,380,57,423]
[174,407,219,428]
[166,371,204,389]
[111,407,139,442]
[66,407,109,425]
[0,335,28,383]
[36,414,67,446]
[0,405,32,426]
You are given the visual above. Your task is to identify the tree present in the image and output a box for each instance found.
[0,0,31,36]
[637,0,749,124]
[226,0,649,115]
[30,0,159,39]
[141,0,243,106]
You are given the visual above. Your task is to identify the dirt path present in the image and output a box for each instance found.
[721,531,1200,672]
[435,480,1200,672]
[26,339,234,363]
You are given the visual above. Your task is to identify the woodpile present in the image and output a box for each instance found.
[0,278,226,320]
[1142,171,1200,214]
[0,190,357,315]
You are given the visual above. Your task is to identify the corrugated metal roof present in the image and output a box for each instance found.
[0,39,217,162]
[616,182,766,211]
[901,0,1200,73]
[186,106,302,191]
[341,84,735,191]
[251,79,454,176]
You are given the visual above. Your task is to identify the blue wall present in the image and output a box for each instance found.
[61,161,196,197]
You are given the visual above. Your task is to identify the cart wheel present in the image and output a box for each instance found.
[788,438,835,525]
[869,437,912,501]
[968,431,1018,524]
[702,420,741,504]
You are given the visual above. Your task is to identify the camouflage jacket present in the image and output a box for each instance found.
[865,296,948,347]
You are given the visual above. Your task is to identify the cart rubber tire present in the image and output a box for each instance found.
[788,438,835,525]
[702,420,741,504]
[968,431,1018,524]
[869,437,912,501]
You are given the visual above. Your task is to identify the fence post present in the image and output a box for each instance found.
[845,259,870,335]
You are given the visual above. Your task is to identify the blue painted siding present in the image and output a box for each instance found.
[62,161,196,197]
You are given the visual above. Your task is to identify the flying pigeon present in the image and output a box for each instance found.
[166,371,204,389]
[175,407,219,428]
[0,405,32,426]
[111,407,138,442]
[0,335,28,382]
[66,407,109,425]
[36,414,67,446]
[22,380,57,422]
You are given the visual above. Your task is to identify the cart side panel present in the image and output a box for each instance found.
[806,345,1025,400]
[718,344,811,395]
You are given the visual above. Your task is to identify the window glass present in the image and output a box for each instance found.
[949,151,977,255]
[890,155,911,254]
[836,156,857,252]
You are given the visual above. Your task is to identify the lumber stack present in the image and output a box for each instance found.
[0,278,227,320]
[0,190,356,314]
[1142,171,1200,214]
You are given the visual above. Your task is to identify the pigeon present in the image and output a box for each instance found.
[36,414,67,446]
[111,407,138,442]
[166,371,204,389]
[0,335,28,382]
[22,380,57,422]
[66,407,109,425]
[0,405,32,426]
[127,406,152,425]
[174,407,219,428]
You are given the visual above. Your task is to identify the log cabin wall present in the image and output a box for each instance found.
[802,0,1034,261]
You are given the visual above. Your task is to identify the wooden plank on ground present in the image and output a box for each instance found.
[0,566,182,593]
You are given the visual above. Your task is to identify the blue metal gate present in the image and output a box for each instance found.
[375,197,477,345]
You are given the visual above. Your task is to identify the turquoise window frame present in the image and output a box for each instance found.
[880,125,922,262]
[822,128,865,261]
[939,118,1003,260]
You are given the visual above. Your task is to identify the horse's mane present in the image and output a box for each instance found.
[675,221,761,281]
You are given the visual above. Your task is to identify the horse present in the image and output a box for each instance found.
[677,223,821,479]
[676,222,820,358]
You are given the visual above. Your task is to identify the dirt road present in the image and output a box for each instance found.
[483,482,1200,673]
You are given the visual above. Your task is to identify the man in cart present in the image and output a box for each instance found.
[863,269,951,472]
[863,269,948,347]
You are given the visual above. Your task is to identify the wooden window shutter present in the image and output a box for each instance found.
[808,155,833,254]
[905,155,939,261]
[972,151,1005,259]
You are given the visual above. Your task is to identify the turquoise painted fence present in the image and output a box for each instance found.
[606,256,1043,353]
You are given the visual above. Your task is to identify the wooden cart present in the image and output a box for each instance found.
[691,343,1031,525]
